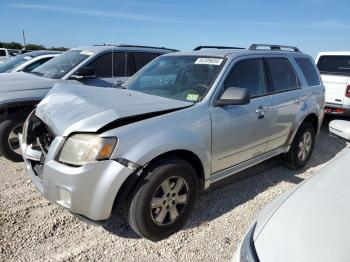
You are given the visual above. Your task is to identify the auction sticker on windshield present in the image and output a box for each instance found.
[195,58,223,65]
[80,51,94,56]
[186,93,199,102]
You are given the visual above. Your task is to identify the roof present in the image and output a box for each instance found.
[72,44,178,54]
[22,50,62,57]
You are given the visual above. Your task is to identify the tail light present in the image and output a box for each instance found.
[346,85,350,98]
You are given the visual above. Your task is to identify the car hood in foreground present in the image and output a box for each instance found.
[36,84,193,136]
[254,147,350,262]
[0,72,58,93]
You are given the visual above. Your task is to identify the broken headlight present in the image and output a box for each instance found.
[58,134,117,166]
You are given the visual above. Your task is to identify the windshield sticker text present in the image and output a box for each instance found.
[80,51,94,56]
[195,58,223,65]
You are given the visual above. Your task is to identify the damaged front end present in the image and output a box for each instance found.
[21,110,56,179]
[20,109,138,221]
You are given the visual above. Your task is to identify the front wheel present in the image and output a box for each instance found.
[283,122,315,170]
[124,158,198,241]
[0,117,25,162]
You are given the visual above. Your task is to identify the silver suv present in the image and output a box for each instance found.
[0,44,176,161]
[20,44,325,241]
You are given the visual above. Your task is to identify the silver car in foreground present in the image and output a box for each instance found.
[233,119,350,262]
[20,44,325,240]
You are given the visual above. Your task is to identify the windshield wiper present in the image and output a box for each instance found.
[29,71,44,76]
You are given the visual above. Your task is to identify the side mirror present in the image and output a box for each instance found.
[329,120,350,141]
[71,67,96,80]
[215,87,250,106]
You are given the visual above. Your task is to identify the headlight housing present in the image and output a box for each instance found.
[58,134,117,166]
[240,222,259,262]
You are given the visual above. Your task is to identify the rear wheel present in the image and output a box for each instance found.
[0,117,25,162]
[124,158,198,241]
[283,122,315,170]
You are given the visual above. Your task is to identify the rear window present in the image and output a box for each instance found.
[317,55,350,75]
[295,58,320,86]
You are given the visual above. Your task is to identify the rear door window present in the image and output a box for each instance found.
[317,55,350,75]
[224,59,267,98]
[0,50,6,56]
[126,52,158,76]
[88,52,126,78]
[267,58,299,93]
[295,58,320,86]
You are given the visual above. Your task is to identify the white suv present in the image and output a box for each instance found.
[316,52,350,116]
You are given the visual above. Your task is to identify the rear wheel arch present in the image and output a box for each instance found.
[287,113,319,146]
[303,113,319,133]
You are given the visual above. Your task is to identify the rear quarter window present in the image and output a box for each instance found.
[295,57,320,86]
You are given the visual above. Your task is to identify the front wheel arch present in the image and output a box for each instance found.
[111,150,205,212]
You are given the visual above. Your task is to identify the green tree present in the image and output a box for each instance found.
[25,44,46,50]
[49,46,68,51]
[0,41,23,49]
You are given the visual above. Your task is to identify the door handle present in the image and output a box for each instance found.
[256,105,268,119]
[295,96,307,104]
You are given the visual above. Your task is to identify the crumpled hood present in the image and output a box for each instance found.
[254,147,350,262]
[36,83,193,136]
[0,72,57,93]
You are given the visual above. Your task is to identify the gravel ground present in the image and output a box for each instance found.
[0,118,347,262]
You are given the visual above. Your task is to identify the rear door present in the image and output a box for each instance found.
[316,55,350,105]
[211,57,272,173]
[265,57,305,151]
[82,52,128,87]
[126,52,158,77]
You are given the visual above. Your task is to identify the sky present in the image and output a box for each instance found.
[1,0,350,57]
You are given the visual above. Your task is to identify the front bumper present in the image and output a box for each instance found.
[19,133,135,221]
[325,103,350,116]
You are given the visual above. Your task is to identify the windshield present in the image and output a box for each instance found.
[0,54,32,73]
[32,50,92,79]
[317,55,350,75]
[124,56,224,102]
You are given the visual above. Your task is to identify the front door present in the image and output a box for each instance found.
[211,58,271,173]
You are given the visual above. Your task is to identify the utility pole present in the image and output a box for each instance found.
[22,29,26,50]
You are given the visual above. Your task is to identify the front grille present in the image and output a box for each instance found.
[26,114,55,155]
[25,112,56,178]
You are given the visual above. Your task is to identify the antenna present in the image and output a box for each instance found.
[22,29,26,51]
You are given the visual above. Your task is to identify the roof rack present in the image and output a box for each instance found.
[249,44,301,52]
[118,44,179,52]
[193,46,245,51]
[93,44,178,52]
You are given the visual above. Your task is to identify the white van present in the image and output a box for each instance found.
[316,52,350,116]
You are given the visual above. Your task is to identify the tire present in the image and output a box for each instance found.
[0,117,26,162]
[124,158,198,241]
[283,122,315,170]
